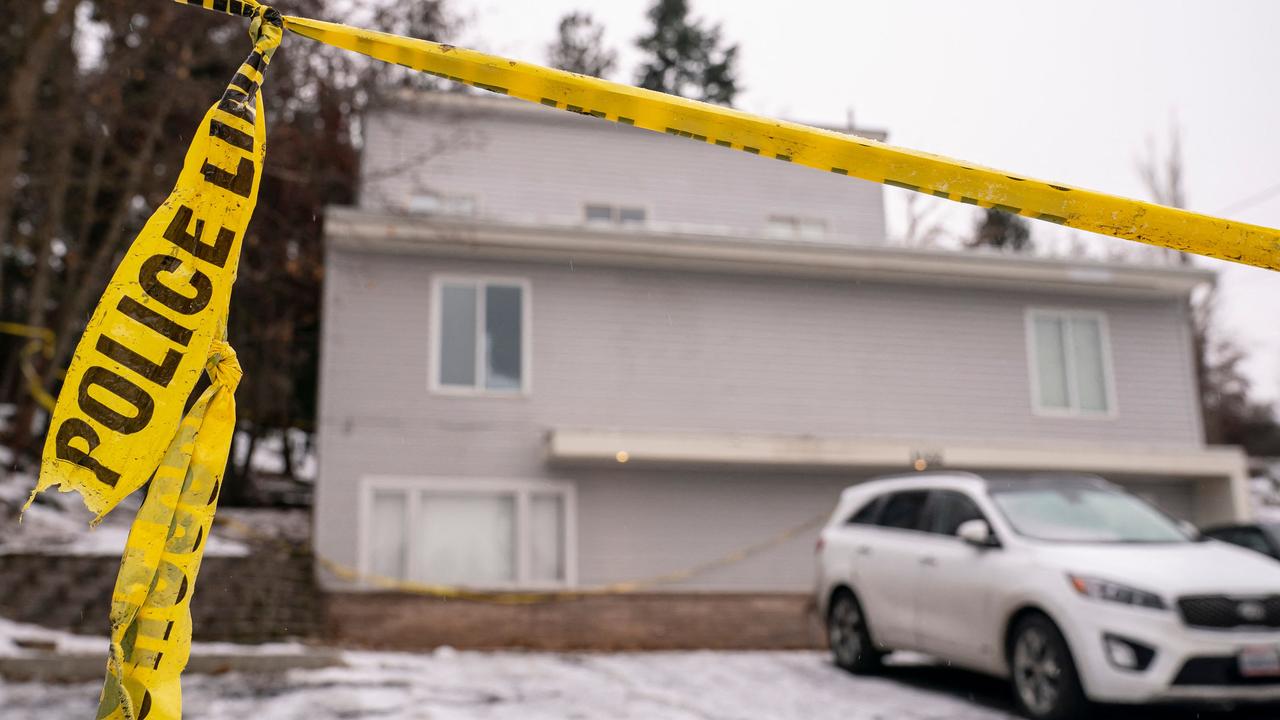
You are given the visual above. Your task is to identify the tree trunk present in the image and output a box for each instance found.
[0,0,78,316]
[44,89,176,383]
[0,351,20,410]
[223,425,260,507]
[9,93,77,458]
[280,429,297,480]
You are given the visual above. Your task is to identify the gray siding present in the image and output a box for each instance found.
[315,249,1204,590]
[360,98,887,245]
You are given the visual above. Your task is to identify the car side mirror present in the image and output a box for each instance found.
[1177,520,1202,540]
[957,519,999,548]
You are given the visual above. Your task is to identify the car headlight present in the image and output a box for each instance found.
[1068,574,1166,610]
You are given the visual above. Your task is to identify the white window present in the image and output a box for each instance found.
[1026,309,1116,416]
[361,477,576,588]
[431,277,530,394]
[766,215,827,240]
[408,193,476,217]
[584,203,646,226]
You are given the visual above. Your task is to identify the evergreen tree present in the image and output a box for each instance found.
[968,208,1032,252]
[548,12,617,78]
[1195,298,1280,455]
[635,0,739,105]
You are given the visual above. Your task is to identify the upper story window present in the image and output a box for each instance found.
[585,203,646,226]
[408,192,476,217]
[766,215,827,241]
[1026,309,1115,416]
[431,277,530,394]
[364,477,574,588]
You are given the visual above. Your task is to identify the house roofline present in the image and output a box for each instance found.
[375,88,891,142]
[325,206,1214,298]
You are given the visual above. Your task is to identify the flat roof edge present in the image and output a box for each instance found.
[376,88,891,141]
[325,207,1214,297]
[545,428,1246,478]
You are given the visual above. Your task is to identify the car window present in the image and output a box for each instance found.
[846,496,884,525]
[876,491,930,530]
[989,485,1189,543]
[1264,524,1280,552]
[1209,527,1273,556]
[923,490,987,536]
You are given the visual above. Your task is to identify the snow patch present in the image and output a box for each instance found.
[235,427,317,481]
[0,616,308,659]
[0,468,248,557]
[1,646,1018,719]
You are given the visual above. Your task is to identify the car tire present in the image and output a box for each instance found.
[828,590,881,674]
[1009,614,1089,720]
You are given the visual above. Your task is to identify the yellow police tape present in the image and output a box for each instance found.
[30,12,275,520]
[216,511,828,606]
[185,3,1278,271]
[23,6,281,720]
[99,340,241,720]
[0,322,56,412]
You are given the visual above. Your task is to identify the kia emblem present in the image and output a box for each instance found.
[1238,601,1267,623]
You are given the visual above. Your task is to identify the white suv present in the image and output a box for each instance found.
[815,472,1280,719]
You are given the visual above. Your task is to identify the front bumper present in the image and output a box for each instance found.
[1060,599,1280,704]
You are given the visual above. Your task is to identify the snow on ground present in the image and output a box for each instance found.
[0,616,110,657]
[216,507,311,544]
[5,647,1277,720]
[0,616,308,659]
[236,427,317,482]
[0,468,249,557]
[1252,468,1280,523]
[3,648,1020,720]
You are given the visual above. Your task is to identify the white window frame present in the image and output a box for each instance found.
[357,476,578,590]
[765,214,828,240]
[582,202,650,226]
[1024,307,1119,419]
[407,192,478,217]
[429,275,533,397]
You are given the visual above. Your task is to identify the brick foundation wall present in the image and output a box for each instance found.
[3,553,828,651]
[0,544,322,643]
[325,592,827,651]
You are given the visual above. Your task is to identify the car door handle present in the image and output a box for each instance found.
[919,556,937,567]
[856,545,872,556]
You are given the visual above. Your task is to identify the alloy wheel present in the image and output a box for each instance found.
[1012,626,1063,717]
[829,596,864,667]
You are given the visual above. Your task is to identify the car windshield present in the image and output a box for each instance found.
[989,485,1190,543]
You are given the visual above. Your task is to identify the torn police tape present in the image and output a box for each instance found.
[32,7,276,521]
[98,339,242,720]
[25,6,281,720]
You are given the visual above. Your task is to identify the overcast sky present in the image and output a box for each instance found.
[456,0,1280,402]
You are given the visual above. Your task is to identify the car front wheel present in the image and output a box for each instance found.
[828,591,881,673]
[1009,614,1088,720]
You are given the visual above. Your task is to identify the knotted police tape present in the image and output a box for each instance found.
[98,339,241,720]
[25,6,280,719]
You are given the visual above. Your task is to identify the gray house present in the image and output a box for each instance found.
[314,91,1247,649]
